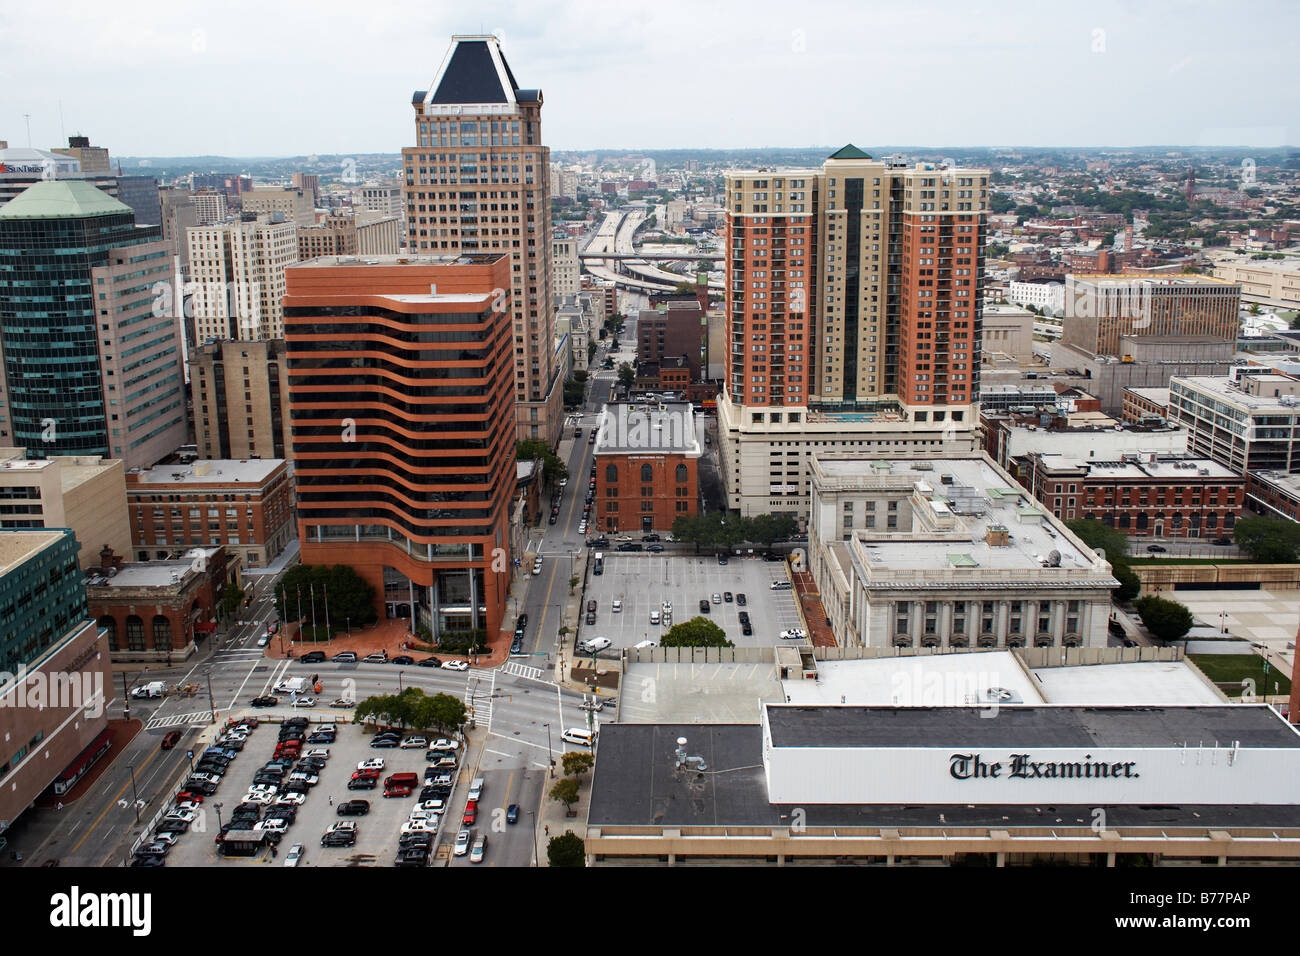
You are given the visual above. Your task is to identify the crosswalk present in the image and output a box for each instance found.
[145,710,216,731]
[500,660,544,681]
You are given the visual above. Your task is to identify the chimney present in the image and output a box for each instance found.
[99,544,116,570]
[986,525,1011,547]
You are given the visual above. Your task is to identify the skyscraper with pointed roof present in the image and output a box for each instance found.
[403,35,561,445]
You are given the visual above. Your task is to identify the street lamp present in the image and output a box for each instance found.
[213,802,224,834]
[543,722,554,777]
[527,809,540,867]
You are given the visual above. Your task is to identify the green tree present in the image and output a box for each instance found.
[562,751,594,778]
[1068,519,1139,601]
[1233,516,1300,563]
[547,831,586,867]
[518,439,568,486]
[220,582,244,617]
[587,341,597,364]
[568,575,580,595]
[424,692,467,733]
[661,616,732,648]
[1133,595,1194,643]
[549,777,580,813]
[617,362,636,390]
[275,564,377,634]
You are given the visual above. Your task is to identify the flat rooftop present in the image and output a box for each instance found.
[782,652,1042,707]
[0,529,67,576]
[1032,660,1223,705]
[1173,376,1300,410]
[1251,470,1300,498]
[1036,454,1237,481]
[292,254,505,268]
[764,704,1299,750]
[0,452,118,492]
[594,401,700,456]
[128,459,284,486]
[588,723,1300,828]
[88,560,195,590]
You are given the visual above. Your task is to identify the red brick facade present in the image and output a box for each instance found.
[594,453,698,533]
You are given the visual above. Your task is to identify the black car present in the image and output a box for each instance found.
[1213,537,1233,546]
[617,543,642,552]
[253,773,284,787]
[516,613,528,630]
[699,600,710,614]
[717,554,728,565]
[283,779,311,795]
[284,717,310,729]
[585,612,596,625]
[1146,544,1168,553]
[370,738,399,749]
[390,656,415,666]
[738,611,750,625]
[589,537,609,548]
[548,514,558,525]
[306,732,334,744]
[741,622,753,636]
[250,696,279,707]
[647,544,664,552]
[183,779,218,795]
[300,651,326,664]
[347,777,377,790]
[297,759,327,774]
[320,830,356,848]
[398,832,433,848]
[642,534,660,543]
[724,592,733,603]
[336,799,371,816]
[416,657,441,668]
[196,760,229,774]
[763,552,784,562]
[510,637,523,654]
[264,806,297,822]
[506,804,520,824]
[736,593,747,606]
[394,848,428,867]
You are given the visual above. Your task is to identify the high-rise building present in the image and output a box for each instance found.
[190,339,292,462]
[0,181,188,469]
[52,135,111,174]
[291,172,320,206]
[297,211,402,260]
[240,187,316,227]
[404,35,561,445]
[719,149,989,518]
[0,528,110,832]
[551,235,580,297]
[186,219,298,343]
[284,254,516,640]
[357,182,404,219]
[1061,274,1241,358]
[159,188,199,273]
[113,175,162,226]
[190,190,227,224]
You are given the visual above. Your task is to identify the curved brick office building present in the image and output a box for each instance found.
[284,254,515,640]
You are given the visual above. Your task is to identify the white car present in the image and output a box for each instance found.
[780,628,807,641]
[662,601,673,613]
[256,634,270,647]
[453,828,472,856]
[254,818,288,833]
[173,800,202,813]
[431,738,461,752]
[288,772,319,785]
[274,792,306,806]
[316,724,337,734]
[712,593,722,604]
[151,830,180,847]
[419,799,445,813]
[442,660,469,672]
[558,478,568,487]
[399,736,427,749]
[291,697,317,708]
[243,789,277,805]
[612,599,622,613]
[327,820,357,833]
[400,820,434,834]
[356,758,385,771]
[649,610,660,625]
[408,808,439,823]
[304,748,330,760]
[283,843,304,867]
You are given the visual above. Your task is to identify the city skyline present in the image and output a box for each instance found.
[1,0,1295,157]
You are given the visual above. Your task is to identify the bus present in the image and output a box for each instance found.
[51,727,113,796]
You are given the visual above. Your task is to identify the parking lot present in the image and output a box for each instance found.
[162,717,461,868]
[578,553,802,649]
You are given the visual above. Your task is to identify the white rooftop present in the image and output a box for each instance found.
[90,561,196,590]
[130,459,284,485]
[1031,660,1223,705]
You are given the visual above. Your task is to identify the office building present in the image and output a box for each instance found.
[1027,453,1244,537]
[357,182,403,219]
[1121,386,1171,425]
[1168,373,1300,474]
[1212,257,1300,309]
[552,235,580,297]
[284,254,516,640]
[586,702,1300,866]
[404,35,561,445]
[291,172,320,206]
[637,301,704,381]
[51,135,110,174]
[239,187,315,226]
[113,176,162,226]
[190,339,292,462]
[1061,274,1241,358]
[125,458,292,569]
[0,181,187,469]
[186,219,298,342]
[0,529,110,833]
[159,188,199,272]
[807,453,1116,649]
[0,450,131,567]
[355,210,401,255]
[1245,470,1300,522]
[297,211,401,260]
[719,150,989,518]
[593,401,701,533]
[190,190,227,224]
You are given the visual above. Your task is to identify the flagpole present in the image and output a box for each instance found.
[324,582,331,635]
[311,583,318,637]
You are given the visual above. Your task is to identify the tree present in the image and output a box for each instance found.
[562,751,594,778]
[424,693,467,733]
[549,778,580,814]
[1133,595,1194,643]
[587,342,597,364]
[1113,563,1142,603]
[547,831,586,867]
[517,439,568,486]
[661,616,733,648]
[220,582,244,617]
[275,564,377,634]
[617,362,636,390]
[568,575,580,595]
[1233,516,1300,563]
[1068,518,1140,601]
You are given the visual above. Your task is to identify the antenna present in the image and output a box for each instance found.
[23,113,31,147]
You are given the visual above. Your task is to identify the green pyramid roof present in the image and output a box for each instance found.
[828,144,872,160]
[0,180,132,220]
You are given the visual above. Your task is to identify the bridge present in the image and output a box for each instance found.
[579,250,723,261]
[580,209,724,293]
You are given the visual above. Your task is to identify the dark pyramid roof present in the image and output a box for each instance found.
[431,39,518,105]
[828,144,872,160]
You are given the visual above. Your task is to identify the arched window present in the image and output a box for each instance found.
[126,615,145,651]
[98,616,117,651]
[640,464,653,482]
[605,464,618,483]
[1136,512,1149,530]
[675,464,688,484]
[152,615,171,651]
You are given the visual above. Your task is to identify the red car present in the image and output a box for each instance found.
[174,790,204,804]
[383,785,412,799]
[351,768,381,781]
[161,730,183,750]
[462,800,477,825]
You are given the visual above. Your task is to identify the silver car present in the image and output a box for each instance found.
[454,828,472,857]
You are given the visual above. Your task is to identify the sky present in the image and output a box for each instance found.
[1,0,1296,158]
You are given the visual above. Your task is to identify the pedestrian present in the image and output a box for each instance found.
[56,801,63,811]
[544,824,549,836]
[328,795,333,806]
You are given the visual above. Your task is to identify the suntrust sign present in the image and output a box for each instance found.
[950,752,1139,781]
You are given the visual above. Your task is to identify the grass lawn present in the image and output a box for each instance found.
[1188,653,1291,697]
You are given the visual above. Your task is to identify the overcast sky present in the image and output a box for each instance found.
[1,0,1295,157]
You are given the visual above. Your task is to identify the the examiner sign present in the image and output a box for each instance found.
[949,752,1139,781]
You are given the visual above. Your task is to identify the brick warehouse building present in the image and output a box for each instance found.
[1028,453,1244,538]
[593,402,701,534]
[284,254,516,641]
[125,458,293,570]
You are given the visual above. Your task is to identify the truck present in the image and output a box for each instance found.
[275,677,308,695]
[130,681,165,699]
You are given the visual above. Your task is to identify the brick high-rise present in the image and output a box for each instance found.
[284,254,516,641]
[403,35,561,446]
[719,148,988,518]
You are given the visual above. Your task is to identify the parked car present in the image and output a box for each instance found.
[390,656,415,666]
[780,628,807,641]
[736,593,747,606]
[283,843,305,867]
[1146,544,1168,553]
[699,600,710,614]
[470,833,488,863]
[415,657,441,668]
[443,659,469,672]
[400,736,427,749]
[320,829,356,848]
[332,652,358,663]
[361,652,388,664]
[300,651,326,664]
[336,799,371,816]
[453,829,472,856]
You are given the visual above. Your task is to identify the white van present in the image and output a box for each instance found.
[561,728,595,747]
[578,636,612,654]
[633,640,656,649]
